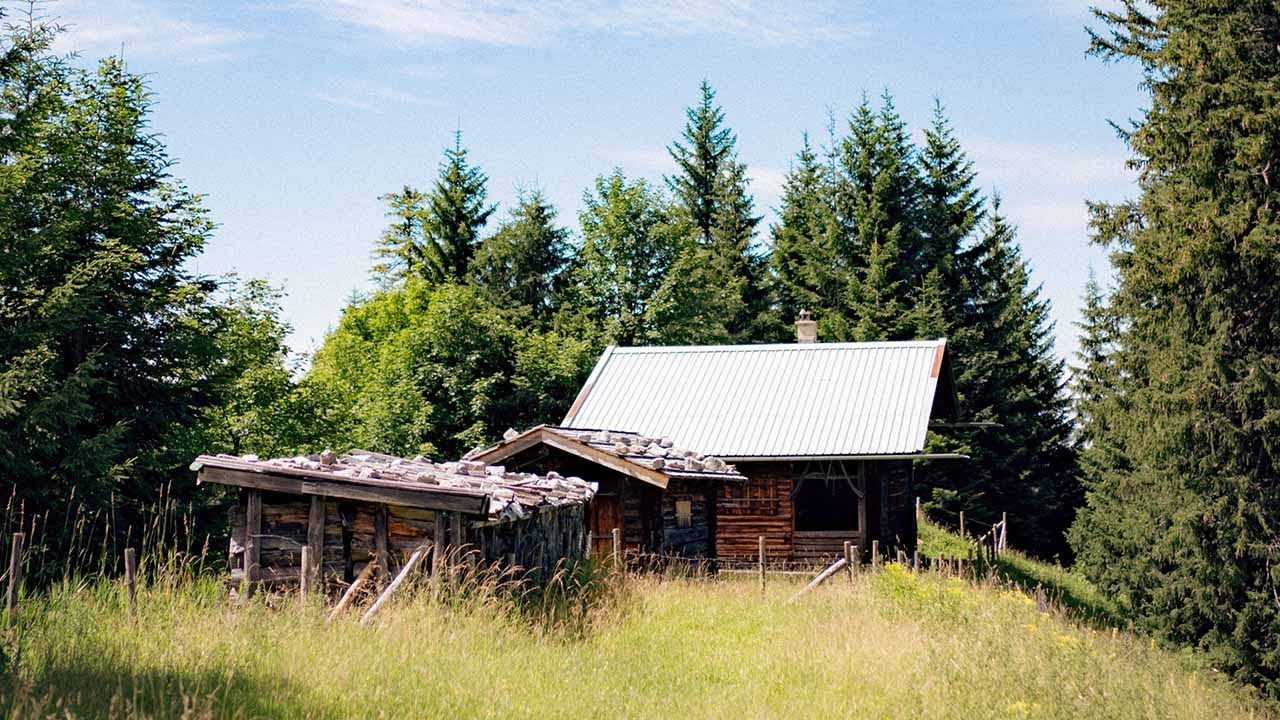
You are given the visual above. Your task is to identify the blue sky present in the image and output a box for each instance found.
[48,0,1143,362]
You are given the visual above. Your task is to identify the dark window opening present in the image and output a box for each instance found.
[793,474,860,532]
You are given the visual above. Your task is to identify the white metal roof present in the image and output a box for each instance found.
[562,340,949,459]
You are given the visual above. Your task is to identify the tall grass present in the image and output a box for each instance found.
[2,557,1273,719]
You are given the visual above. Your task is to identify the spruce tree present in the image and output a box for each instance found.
[667,81,771,342]
[372,186,428,283]
[424,132,495,282]
[1068,1,1280,692]
[771,135,838,323]
[469,190,570,325]
[918,100,984,311]
[0,20,249,571]
[667,80,735,244]
[923,200,1079,557]
[828,94,925,339]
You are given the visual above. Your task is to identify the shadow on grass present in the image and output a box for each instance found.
[992,553,1125,628]
[1,662,313,719]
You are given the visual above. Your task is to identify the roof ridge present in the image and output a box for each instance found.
[607,339,946,354]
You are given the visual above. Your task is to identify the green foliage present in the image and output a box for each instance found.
[569,170,688,345]
[1068,0,1280,696]
[0,20,286,578]
[374,133,495,284]
[305,281,593,458]
[470,190,571,326]
[667,82,776,342]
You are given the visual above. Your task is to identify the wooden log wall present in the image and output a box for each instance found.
[877,459,917,556]
[470,504,588,575]
[228,490,438,586]
[659,478,713,557]
[715,462,793,562]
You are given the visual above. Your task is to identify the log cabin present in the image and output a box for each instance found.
[545,316,962,566]
[191,450,595,592]
[470,426,746,562]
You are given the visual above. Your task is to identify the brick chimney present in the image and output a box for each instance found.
[795,309,817,343]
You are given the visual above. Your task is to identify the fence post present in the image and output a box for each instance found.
[912,549,920,571]
[612,528,623,572]
[299,546,311,601]
[757,536,766,595]
[871,540,880,570]
[959,510,965,539]
[915,496,921,522]
[6,532,24,628]
[843,541,854,583]
[1000,512,1008,554]
[124,547,137,619]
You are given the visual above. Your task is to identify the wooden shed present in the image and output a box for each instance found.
[556,330,964,566]
[192,450,595,592]
[470,426,745,562]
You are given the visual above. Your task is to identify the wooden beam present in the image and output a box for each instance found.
[361,544,429,625]
[299,546,312,600]
[327,560,378,622]
[196,463,489,515]
[307,496,324,590]
[374,505,389,584]
[541,433,670,489]
[123,547,137,618]
[787,557,848,604]
[6,532,23,628]
[433,513,446,586]
[244,490,262,598]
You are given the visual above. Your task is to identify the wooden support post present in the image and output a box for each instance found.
[843,541,854,584]
[373,506,389,585]
[433,513,447,593]
[912,549,920,571]
[6,532,23,628]
[871,540,880,569]
[299,546,311,600]
[123,547,137,618]
[915,496,921,521]
[327,559,379,622]
[959,510,965,539]
[307,495,324,591]
[449,512,463,580]
[1000,512,1008,554]
[1035,583,1048,613]
[758,536,766,595]
[612,527,623,572]
[244,490,262,598]
[361,544,429,625]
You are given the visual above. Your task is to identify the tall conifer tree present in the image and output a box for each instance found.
[1068,1,1280,692]
[667,81,771,342]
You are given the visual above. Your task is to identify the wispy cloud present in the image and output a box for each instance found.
[308,91,381,113]
[49,0,250,63]
[294,0,866,48]
[965,136,1133,238]
[308,79,446,113]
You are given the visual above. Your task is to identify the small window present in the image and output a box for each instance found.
[675,499,693,528]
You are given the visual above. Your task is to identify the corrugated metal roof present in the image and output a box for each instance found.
[562,340,948,458]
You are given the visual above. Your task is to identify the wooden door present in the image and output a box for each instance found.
[589,493,623,558]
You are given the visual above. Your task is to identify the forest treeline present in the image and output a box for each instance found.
[3,1,1280,699]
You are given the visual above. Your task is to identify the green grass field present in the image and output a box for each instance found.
[1,546,1271,720]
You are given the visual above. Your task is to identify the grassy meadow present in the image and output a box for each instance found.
[1,546,1271,720]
